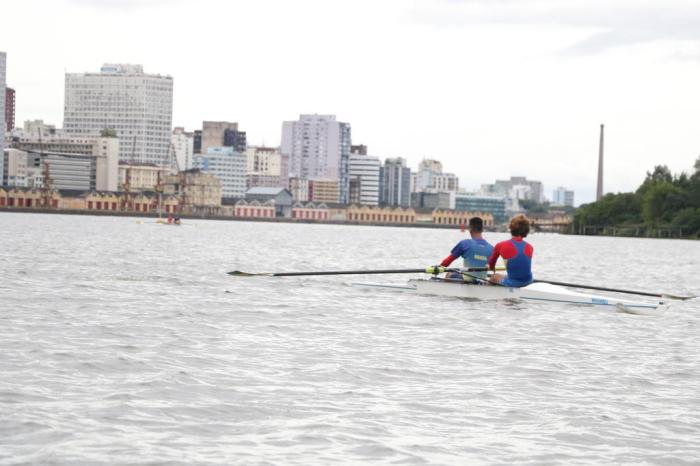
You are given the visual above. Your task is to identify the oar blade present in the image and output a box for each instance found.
[227,270,272,277]
[661,293,696,301]
[533,279,695,301]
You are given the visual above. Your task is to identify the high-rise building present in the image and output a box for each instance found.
[350,144,367,156]
[552,187,575,207]
[380,157,411,208]
[308,178,340,204]
[412,158,459,193]
[171,127,194,171]
[245,146,288,189]
[281,114,351,203]
[348,150,380,206]
[289,177,310,202]
[0,51,6,181]
[223,128,247,153]
[5,88,14,132]
[193,147,246,199]
[484,176,544,203]
[63,63,173,166]
[2,149,29,187]
[200,121,246,154]
[193,130,202,154]
[418,159,442,173]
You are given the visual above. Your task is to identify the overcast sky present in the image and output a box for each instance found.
[2,0,699,204]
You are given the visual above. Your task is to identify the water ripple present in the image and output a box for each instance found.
[0,213,699,465]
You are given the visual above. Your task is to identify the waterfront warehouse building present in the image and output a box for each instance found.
[193,147,246,199]
[244,187,293,217]
[63,64,173,167]
[281,114,351,203]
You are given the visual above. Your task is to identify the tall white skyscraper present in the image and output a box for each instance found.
[349,153,380,206]
[0,51,6,181]
[63,64,173,166]
[280,114,351,203]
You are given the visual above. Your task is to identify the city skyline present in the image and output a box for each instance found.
[2,0,699,204]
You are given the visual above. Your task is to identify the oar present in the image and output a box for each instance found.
[533,279,695,300]
[227,266,499,277]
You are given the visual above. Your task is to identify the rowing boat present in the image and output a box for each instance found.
[353,278,667,313]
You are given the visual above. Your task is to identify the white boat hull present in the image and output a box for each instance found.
[353,279,665,313]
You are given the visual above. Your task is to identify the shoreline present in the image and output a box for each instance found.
[4,208,694,240]
[0,207,499,231]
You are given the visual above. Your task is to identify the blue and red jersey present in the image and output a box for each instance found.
[488,237,533,287]
[441,238,494,281]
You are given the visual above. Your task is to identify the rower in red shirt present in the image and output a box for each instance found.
[488,214,534,287]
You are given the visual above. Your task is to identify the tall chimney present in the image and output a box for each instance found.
[596,123,604,201]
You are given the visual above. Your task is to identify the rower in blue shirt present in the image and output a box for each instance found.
[437,217,494,282]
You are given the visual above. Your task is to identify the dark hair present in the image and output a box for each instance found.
[509,214,530,237]
[468,217,484,233]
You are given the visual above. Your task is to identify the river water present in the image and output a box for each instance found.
[1,212,699,465]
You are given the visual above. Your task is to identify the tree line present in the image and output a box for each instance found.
[573,157,700,238]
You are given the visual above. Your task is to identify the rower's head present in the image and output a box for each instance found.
[509,214,531,238]
[468,217,484,237]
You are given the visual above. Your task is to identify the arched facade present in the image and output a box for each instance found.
[234,199,276,218]
[291,202,329,221]
[346,205,416,224]
[431,210,494,227]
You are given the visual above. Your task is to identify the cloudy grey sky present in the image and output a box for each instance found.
[2,0,699,204]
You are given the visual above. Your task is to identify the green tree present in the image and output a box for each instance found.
[574,192,642,226]
[671,207,700,235]
[573,159,700,237]
[641,182,688,225]
[637,165,673,196]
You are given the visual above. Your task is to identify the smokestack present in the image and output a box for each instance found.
[596,123,604,201]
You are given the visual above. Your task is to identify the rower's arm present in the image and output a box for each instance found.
[443,241,469,267]
[440,254,456,267]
